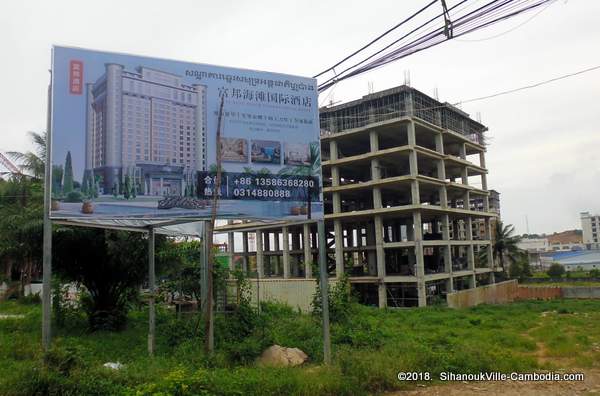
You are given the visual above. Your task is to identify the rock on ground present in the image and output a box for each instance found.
[257,345,308,367]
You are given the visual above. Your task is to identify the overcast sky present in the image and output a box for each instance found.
[0,0,598,235]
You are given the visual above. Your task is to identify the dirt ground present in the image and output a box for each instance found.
[390,369,600,395]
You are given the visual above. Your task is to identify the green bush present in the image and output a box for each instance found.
[19,292,41,305]
[44,342,86,376]
[547,263,565,278]
[312,274,354,323]
[64,191,83,203]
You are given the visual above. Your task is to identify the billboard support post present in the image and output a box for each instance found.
[147,226,156,356]
[317,220,331,365]
[204,220,214,353]
[42,83,53,351]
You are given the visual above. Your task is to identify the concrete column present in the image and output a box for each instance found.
[436,159,446,182]
[374,215,386,279]
[411,180,420,205]
[442,214,453,293]
[242,231,249,273]
[371,157,382,209]
[466,216,476,288]
[334,220,344,277]
[333,192,341,212]
[407,121,416,146]
[413,211,426,307]
[409,151,418,176]
[439,186,448,208]
[461,167,469,186]
[331,166,340,187]
[303,223,312,278]
[378,283,387,309]
[273,230,280,276]
[459,142,467,160]
[479,151,486,169]
[468,274,476,289]
[481,173,488,191]
[373,187,382,209]
[227,231,235,271]
[366,221,377,276]
[282,226,290,279]
[435,132,445,154]
[369,130,379,152]
[330,140,338,160]
[256,231,264,278]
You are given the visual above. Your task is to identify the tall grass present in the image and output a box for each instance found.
[1,299,600,395]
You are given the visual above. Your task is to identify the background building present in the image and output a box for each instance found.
[85,64,207,196]
[217,85,499,309]
[581,212,600,250]
[547,230,584,251]
[543,250,600,272]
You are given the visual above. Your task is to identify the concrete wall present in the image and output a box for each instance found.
[517,286,562,300]
[243,279,600,312]
[524,277,600,283]
[562,287,600,299]
[247,279,323,313]
[446,280,518,309]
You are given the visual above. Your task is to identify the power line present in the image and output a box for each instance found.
[320,63,600,120]
[312,0,438,78]
[317,0,556,92]
[455,0,552,41]
[456,64,600,105]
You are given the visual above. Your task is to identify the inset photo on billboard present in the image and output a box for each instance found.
[221,137,248,163]
[284,142,311,166]
[251,140,281,164]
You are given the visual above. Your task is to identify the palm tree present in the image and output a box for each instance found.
[6,131,47,179]
[488,221,524,276]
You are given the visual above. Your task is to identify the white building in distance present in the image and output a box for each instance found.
[85,64,207,196]
[581,212,600,250]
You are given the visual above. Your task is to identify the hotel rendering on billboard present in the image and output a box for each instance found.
[85,64,207,197]
[50,46,321,220]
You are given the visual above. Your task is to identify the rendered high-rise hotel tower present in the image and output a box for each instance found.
[85,64,207,196]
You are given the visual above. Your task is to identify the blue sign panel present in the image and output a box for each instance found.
[50,46,322,220]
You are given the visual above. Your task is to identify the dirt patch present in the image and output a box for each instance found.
[390,369,600,395]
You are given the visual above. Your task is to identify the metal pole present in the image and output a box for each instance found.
[42,82,53,351]
[200,221,208,310]
[148,226,156,356]
[317,220,331,365]
[204,220,214,353]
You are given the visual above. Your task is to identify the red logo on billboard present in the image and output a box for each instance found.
[69,60,83,95]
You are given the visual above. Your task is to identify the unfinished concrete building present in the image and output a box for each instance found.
[217,85,499,309]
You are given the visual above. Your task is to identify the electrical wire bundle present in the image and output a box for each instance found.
[315,0,557,92]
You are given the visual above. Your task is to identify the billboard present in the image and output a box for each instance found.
[50,46,322,221]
